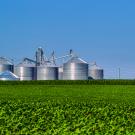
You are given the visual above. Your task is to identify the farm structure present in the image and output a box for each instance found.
[0,47,104,80]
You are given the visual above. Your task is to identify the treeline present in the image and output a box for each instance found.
[0,80,135,85]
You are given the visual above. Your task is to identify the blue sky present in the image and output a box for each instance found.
[0,0,135,78]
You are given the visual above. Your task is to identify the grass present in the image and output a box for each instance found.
[0,84,135,134]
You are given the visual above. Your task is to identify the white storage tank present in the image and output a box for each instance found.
[14,58,36,80]
[58,66,63,80]
[37,63,58,80]
[89,62,104,80]
[63,56,88,80]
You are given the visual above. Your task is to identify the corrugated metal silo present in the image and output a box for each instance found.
[37,64,58,80]
[14,59,36,80]
[89,62,104,80]
[58,66,63,80]
[63,56,88,80]
[0,57,14,73]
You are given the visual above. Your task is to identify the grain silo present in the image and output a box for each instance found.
[58,66,63,80]
[0,57,14,73]
[63,56,88,80]
[14,58,36,80]
[36,62,58,80]
[89,62,104,80]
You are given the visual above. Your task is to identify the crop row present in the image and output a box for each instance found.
[0,83,135,134]
[1,80,135,85]
[0,98,135,134]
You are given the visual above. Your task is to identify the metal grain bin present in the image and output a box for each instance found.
[0,57,14,73]
[14,63,36,81]
[63,56,88,80]
[58,66,63,80]
[37,65,58,80]
[89,62,104,80]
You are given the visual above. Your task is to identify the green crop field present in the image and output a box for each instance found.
[0,81,135,134]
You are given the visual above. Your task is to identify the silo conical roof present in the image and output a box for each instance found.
[65,56,88,64]
[90,62,103,70]
[0,71,19,80]
[0,57,13,65]
[16,62,35,67]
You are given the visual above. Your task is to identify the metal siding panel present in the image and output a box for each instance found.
[58,67,63,80]
[63,63,88,80]
[37,67,58,80]
[89,69,104,80]
[14,66,36,80]
[0,64,14,73]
